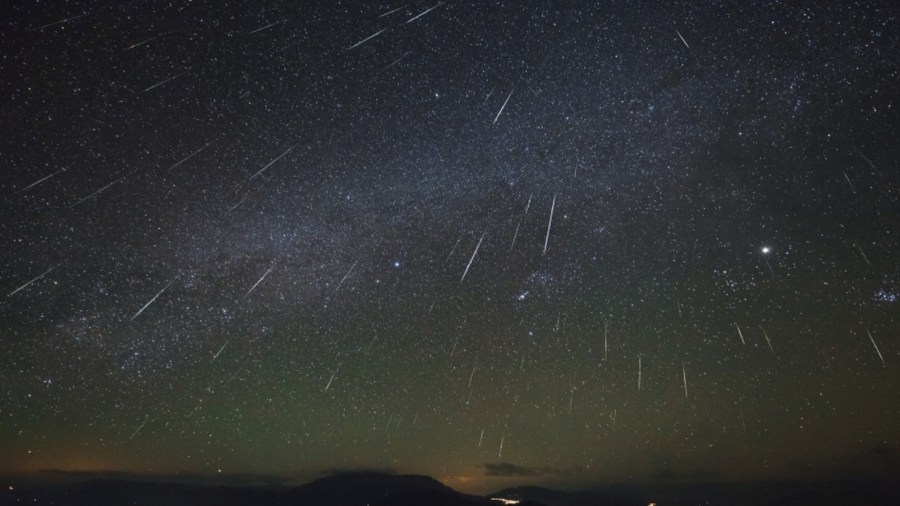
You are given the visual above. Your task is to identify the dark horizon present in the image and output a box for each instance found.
[6,456,900,495]
[5,469,900,506]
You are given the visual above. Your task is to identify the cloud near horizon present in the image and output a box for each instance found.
[36,469,289,486]
[317,467,398,477]
[483,462,581,478]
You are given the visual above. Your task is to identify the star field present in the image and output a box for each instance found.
[1,0,898,494]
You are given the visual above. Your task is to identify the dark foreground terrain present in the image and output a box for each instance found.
[2,473,541,506]
[4,473,899,506]
[494,480,900,506]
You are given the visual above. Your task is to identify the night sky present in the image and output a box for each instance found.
[2,0,898,494]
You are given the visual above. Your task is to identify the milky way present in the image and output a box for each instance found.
[2,0,898,493]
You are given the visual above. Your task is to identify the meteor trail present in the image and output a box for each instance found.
[543,194,556,255]
[347,28,388,50]
[603,320,608,360]
[129,416,149,440]
[244,262,276,299]
[167,142,212,171]
[248,19,285,34]
[212,341,228,361]
[227,195,247,213]
[509,195,532,251]
[493,89,514,124]
[854,243,872,266]
[70,176,125,208]
[638,355,642,391]
[379,5,407,18]
[143,72,186,93]
[249,145,296,180]
[124,32,168,50]
[866,329,885,366]
[324,370,337,392]
[334,259,359,293]
[380,52,410,73]
[761,247,775,274]
[761,326,776,356]
[676,29,690,49]
[8,267,55,297]
[131,278,176,321]
[460,232,485,282]
[734,323,746,345]
[858,150,884,177]
[31,13,87,31]
[406,2,443,23]
[843,172,856,191]
[20,168,66,192]
[444,236,462,263]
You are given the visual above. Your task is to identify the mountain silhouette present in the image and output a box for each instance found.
[279,472,499,506]
[3,472,547,506]
[11,473,897,506]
